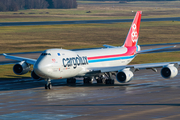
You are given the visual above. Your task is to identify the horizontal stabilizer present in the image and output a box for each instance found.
[103,44,116,48]
[137,45,176,54]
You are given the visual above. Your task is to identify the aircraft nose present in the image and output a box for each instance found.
[33,61,52,77]
[34,64,45,76]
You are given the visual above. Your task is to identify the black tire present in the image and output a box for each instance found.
[83,78,91,84]
[97,79,103,83]
[96,77,103,83]
[45,84,48,89]
[105,79,111,84]
[48,83,52,89]
[72,78,76,84]
[67,79,71,83]
[110,80,115,84]
[105,79,114,85]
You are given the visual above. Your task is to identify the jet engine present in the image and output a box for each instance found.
[116,68,134,83]
[31,70,41,80]
[13,61,30,75]
[161,64,178,79]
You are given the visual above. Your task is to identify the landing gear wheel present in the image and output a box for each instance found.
[105,79,111,84]
[83,77,91,84]
[45,83,52,89]
[97,79,103,84]
[96,77,103,84]
[48,83,52,89]
[67,78,76,84]
[45,84,48,89]
[111,79,115,84]
[105,79,114,85]
[45,78,52,89]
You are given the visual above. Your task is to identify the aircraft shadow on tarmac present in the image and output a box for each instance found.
[1,77,179,93]
[2,75,180,91]
[0,76,45,91]
[0,76,149,91]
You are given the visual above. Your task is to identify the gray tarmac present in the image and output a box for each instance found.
[0,69,180,120]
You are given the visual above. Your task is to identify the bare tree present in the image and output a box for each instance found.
[9,1,18,11]
[0,2,6,11]
[52,0,77,9]
[15,0,25,10]
[25,0,48,9]
[34,0,49,9]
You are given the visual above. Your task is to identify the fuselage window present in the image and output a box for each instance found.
[41,53,51,56]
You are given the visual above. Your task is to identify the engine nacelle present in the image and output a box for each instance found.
[116,68,134,83]
[161,64,178,79]
[31,70,41,80]
[13,61,30,75]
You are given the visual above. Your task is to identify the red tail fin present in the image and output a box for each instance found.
[123,11,142,47]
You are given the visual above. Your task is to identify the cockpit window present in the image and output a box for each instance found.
[41,53,51,56]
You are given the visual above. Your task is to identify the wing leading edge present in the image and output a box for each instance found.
[3,53,36,65]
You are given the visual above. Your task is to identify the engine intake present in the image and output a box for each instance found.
[161,64,178,79]
[116,68,134,83]
[13,61,30,75]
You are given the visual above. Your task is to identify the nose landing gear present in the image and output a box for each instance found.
[45,78,52,89]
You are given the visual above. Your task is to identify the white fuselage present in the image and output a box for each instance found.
[33,46,136,79]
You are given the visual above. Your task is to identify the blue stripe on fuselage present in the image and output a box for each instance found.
[88,55,135,63]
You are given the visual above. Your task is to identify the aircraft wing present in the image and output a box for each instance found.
[3,53,36,65]
[86,61,180,74]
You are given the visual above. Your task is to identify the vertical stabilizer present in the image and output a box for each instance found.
[123,11,142,47]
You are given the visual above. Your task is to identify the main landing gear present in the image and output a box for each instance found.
[83,77,93,84]
[95,72,115,85]
[83,72,115,85]
[45,78,52,89]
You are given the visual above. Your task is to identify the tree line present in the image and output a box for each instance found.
[82,0,180,2]
[0,0,77,11]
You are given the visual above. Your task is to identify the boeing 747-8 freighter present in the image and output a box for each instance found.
[4,11,180,89]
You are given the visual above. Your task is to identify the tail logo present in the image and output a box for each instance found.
[123,11,141,47]
[131,23,138,43]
